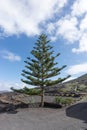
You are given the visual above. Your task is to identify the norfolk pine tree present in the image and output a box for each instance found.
[21,34,70,107]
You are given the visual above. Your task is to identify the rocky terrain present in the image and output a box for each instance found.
[0,92,41,113]
[0,73,87,113]
[0,92,61,113]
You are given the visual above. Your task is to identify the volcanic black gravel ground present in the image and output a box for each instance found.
[0,102,87,130]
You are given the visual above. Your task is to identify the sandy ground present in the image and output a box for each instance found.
[0,102,87,130]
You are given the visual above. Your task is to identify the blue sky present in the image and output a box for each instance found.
[0,0,87,90]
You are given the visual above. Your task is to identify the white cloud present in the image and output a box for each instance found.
[1,0,87,54]
[47,23,56,35]
[0,82,11,91]
[67,62,87,75]
[0,0,68,37]
[0,81,36,91]
[80,14,87,31]
[67,0,87,53]
[72,33,87,53]
[0,81,23,91]
[57,16,80,43]
[47,15,81,43]
[71,1,87,53]
[0,50,21,61]
[46,0,87,53]
[71,0,87,16]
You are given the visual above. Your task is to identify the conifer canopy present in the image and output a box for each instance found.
[21,34,69,88]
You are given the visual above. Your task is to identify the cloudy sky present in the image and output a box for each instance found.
[0,0,87,90]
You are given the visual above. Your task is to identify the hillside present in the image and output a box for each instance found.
[45,73,87,93]
[65,73,87,85]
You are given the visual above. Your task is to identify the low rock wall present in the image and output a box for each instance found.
[0,102,41,113]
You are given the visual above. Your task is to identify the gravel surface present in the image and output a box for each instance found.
[0,102,87,130]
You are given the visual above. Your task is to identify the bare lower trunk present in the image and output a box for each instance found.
[41,89,44,107]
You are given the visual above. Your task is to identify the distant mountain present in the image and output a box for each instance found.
[45,73,87,93]
[65,73,87,85]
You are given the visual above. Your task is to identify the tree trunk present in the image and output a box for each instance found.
[41,89,44,107]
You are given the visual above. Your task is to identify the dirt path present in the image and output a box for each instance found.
[0,102,87,130]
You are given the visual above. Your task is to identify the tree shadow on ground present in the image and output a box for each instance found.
[66,102,87,123]
[44,102,62,109]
